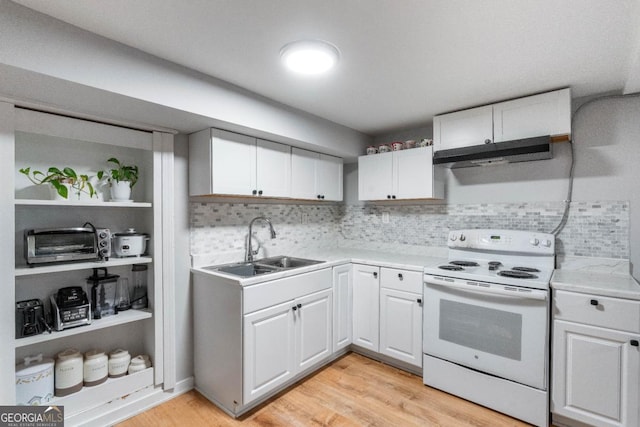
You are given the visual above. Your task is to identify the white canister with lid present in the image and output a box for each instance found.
[55,349,83,396]
[83,349,108,386]
[16,354,54,405]
[108,349,131,378]
[128,354,152,374]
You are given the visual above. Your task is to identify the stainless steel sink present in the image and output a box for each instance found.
[203,256,323,278]
[254,256,323,269]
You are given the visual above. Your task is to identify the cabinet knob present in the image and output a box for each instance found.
[292,306,297,311]
[417,298,422,304]
[373,272,378,278]
[484,139,492,144]
[590,299,599,306]
[297,303,302,309]
[321,195,325,199]
[258,190,263,195]
[387,195,391,199]
[398,273,403,280]
[252,189,257,195]
[317,195,321,199]
[392,195,396,199]
[631,340,639,347]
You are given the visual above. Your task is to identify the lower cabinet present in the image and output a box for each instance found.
[352,264,380,351]
[332,264,352,352]
[244,289,332,404]
[352,264,423,368]
[552,290,640,427]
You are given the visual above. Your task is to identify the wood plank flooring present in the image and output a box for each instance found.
[119,353,535,426]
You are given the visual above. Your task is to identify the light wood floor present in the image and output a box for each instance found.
[119,353,535,426]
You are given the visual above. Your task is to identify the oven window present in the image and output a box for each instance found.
[439,299,522,360]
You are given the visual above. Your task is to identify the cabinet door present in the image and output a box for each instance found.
[295,289,333,372]
[243,300,296,404]
[358,152,393,201]
[393,147,438,199]
[316,154,343,201]
[352,264,380,351]
[493,88,571,142]
[332,264,352,352]
[552,320,639,427]
[256,139,291,198]
[290,147,318,199]
[379,288,422,367]
[433,105,493,151]
[211,129,257,196]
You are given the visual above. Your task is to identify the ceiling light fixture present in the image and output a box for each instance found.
[280,40,340,75]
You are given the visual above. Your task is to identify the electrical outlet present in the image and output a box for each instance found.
[382,212,390,224]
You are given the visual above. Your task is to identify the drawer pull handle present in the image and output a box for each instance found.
[631,340,639,347]
[373,272,378,278]
[590,299,599,306]
[398,273,403,280]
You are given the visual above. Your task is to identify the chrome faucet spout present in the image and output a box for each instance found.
[246,216,277,262]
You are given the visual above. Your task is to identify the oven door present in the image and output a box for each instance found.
[423,275,549,390]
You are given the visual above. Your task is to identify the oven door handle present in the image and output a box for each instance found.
[424,278,548,301]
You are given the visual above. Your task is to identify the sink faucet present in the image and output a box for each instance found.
[245,216,277,262]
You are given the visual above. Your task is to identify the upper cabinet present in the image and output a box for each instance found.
[358,146,444,201]
[189,129,290,198]
[291,148,343,201]
[434,88,571,151]
[190,129,342,201]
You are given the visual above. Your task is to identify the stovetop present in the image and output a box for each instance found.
[423,229,556,290]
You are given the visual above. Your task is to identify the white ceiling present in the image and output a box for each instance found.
[13,0,640,136]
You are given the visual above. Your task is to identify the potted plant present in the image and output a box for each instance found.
[19,166,97,200]
[98,157,139,202]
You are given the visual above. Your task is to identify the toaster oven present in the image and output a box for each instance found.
[25,227,110,264]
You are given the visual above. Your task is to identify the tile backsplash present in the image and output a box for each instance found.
[190,200,629,264]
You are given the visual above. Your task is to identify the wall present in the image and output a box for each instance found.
[0,0,370,158]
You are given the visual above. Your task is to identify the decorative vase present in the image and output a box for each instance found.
[110,181,132,201]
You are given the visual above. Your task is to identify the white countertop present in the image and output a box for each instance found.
[191,248,447,287]
[551,269,640,300]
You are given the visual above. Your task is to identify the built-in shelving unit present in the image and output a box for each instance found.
[1,104,175,425]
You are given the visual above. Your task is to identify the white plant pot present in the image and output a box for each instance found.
[110,181,132,201]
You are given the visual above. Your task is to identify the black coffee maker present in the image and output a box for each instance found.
[15,299,50,338]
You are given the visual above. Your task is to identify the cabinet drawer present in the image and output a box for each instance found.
[554,290,640,333]
[380,268,422,294]
[243,269,331,314]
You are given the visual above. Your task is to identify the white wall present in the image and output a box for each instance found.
[0,0,370,158]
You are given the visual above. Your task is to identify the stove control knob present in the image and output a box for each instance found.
[459,234,466,242]
[530,238,540,246]
[542,239,552,247]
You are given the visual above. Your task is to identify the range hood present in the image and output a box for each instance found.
[433,135,553,168]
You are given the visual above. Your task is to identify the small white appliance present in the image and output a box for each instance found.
[423,229,555,427]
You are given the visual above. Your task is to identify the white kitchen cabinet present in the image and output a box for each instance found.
[4,106,174,423]
[379,268,423,368]
[358,146,443,201]
[552,290,640,427]
[194,268,332,415]
[189,128,291,198]
[352,264,380,351]
[243,285,332,405]
[243,300,296,404]
[290,147,343,201]
[433,105,494,151]
[434,88,571,152]
[493,88,571,143]
[332,264,352,352]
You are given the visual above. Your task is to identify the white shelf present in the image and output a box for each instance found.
[15,199,152,208]
[14,309,152,347]
[52,367,154,416]
[15,257,153,276]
